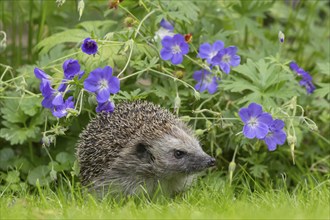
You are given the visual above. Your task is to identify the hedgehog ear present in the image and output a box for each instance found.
[135,143,154,163]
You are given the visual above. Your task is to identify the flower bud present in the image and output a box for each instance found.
[42,136,51,147]
[180,116,191,122]
[124,17,136,28]
[56,0,66,7]
[195,129,205,136]
[0,31,7,53]
[109,0,123,9]
[184,33,193,43]
[174,70,184,79]
[287,134,296,145]
[228,161,236,185]
[50,170,57,181]
[77,0,85,21]
[174,95,181,110]
[278,31,285,43]
[229,161,236,172]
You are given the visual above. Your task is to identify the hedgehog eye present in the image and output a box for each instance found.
[174,150,186,159]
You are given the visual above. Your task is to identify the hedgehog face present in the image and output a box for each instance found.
[146,125,215,177]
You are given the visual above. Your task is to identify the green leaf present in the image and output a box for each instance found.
[34,29,89,55]
[0,121,41,145]
[56,152,75,165]
[0,97,28,124]
[249,164,269,179]
[222,58,296,106]
[19,96,42,116]
[27,165,51,186]
[0,148,15,170]
[0,148,15,163]
[317,62,330,76]
[5,170,20,184]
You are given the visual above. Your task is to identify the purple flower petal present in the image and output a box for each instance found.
[57,79,68,92]
[81,37,98,55]
[160,49,173,60]
[96,100,115,113]
[41,96,54,109]
[160,19,174,31]
[220,62,230,74]
[207,77,218,94]
[213,41,224,51]
[34,68,51,80]
[63,59,81,79]
[271,119,285,131]
[289,61,299,71]
[258,113,273,126]
[248,103,263,117]
[198,43,212,59]
[193,70,204,81]
[264,136,277,151]
[255,122,269,139]
[96,88,110,103]
[161,36,174,48]
[243,124,256,139]
[230,55,241,67]
[238,108,250,124]
[40,79,55,98]
[180,42,190,55]
[108,76,120,94]
[52,93,64,106]
[171,53,183,65]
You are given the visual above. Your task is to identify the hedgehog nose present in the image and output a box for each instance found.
[207,157,216,167]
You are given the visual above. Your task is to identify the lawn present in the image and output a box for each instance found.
[1,174,329,219]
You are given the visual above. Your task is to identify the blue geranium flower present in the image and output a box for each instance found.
[289,61,315,94]
[198,40,224,65]
[193,69,219,94]
[84,66,120,103]
[81,38,98,55]
[96,99,115,113]
[263,119,287,151]
[160,34,189,65]
[212,46,241,74]
[238,103,273,139]
[63,59,85,80]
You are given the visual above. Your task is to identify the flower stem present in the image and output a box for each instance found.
[117,39,134,78]
[134,9,157,39]
[149,68,198,94]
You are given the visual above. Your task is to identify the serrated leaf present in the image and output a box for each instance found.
[249,164,269,179]
[317,62,330,76]
[313,83,330,99]
[19,96,42,116]
[0,97,28,123]
[0,121,41,145]
[34,29,89,55]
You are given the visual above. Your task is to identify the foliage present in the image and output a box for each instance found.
[0,0,329,201]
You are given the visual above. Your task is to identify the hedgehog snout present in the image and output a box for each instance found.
[207,157,216,167]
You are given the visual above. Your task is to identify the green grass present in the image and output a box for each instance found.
[1,174,329,219]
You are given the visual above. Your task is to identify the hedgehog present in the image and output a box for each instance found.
[76,101,215,197]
